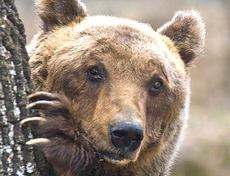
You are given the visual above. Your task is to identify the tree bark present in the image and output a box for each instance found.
[0,0,55,175]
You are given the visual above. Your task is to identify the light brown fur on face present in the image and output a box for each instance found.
[27,0,205,175]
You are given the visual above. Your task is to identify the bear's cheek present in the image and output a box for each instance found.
[143,90,185,149]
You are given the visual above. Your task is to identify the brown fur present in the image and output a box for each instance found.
[27,0,205,175]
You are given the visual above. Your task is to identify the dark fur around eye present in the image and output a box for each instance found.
[86,64,106,83]
[148,77,164,96]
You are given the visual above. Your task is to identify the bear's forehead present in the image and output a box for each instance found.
[76,16,157,38]
[70,16,174,64]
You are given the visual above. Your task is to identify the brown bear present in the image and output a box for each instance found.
[22,0,205,175]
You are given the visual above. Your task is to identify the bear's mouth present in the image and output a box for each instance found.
[97,151,133,165]
[99,151,125,160]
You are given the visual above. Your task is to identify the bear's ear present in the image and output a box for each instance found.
[35,0,87,31]
[157,10,205,66]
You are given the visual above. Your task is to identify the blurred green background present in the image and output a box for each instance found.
[15,0,230,175]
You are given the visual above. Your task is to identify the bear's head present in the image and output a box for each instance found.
[28,0,205,174]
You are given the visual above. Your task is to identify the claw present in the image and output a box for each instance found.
[26,138,50,145]
[27,91,71,119]
[28,91,59,103]
[20,117,47,126]
[26,100,64,110]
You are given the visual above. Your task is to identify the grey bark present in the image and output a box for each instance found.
[0,0,55,175]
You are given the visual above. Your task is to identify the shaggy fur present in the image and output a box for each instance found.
[26,0,205,175]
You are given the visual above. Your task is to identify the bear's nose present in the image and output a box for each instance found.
[110,121,144,153]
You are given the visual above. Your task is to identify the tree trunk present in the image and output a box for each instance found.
[0,0,55,175]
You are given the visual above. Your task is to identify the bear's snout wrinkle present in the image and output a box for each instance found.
[110,121,144,153]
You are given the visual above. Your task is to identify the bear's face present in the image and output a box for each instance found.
[40,17,188,164]
[28,0,205,171]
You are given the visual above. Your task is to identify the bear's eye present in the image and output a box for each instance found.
[148,78,164,96]
[86,65,105,82]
